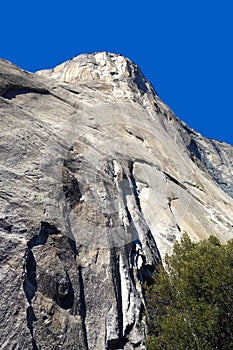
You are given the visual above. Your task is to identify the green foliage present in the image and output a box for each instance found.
[146,234,233,350]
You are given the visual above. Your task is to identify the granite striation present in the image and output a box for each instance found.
[0,52,232,349]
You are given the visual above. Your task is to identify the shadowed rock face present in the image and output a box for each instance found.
[0,52,232,350]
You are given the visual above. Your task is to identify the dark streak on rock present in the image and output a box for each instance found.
[23,222,60,349]
[129,161,142,212]
[78,266,88,349]
[110,248,123,339]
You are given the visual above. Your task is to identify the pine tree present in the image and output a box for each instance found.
[146,234,233,350]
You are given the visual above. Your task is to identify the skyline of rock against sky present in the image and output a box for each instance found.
[0,53,232,349]
[0,0,232,145]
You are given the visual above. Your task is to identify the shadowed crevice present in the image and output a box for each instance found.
[78,266,88,349]
[22,222,61,348]
[110,248,123,339]
[2,87,49,99]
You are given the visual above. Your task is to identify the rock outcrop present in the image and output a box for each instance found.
[0,52,232,349]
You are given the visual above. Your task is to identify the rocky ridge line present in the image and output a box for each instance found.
[0,52,232,349]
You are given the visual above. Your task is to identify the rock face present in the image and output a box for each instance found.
[0,52,232,350]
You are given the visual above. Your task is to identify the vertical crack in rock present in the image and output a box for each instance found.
[22,220,90,349]
[108,160,161,348]
[23,222,59,349]
[109,247,124,347]
[129,161,142,213]
[63,152,82,209]
[23,248,37,305]
[78,266,88,349]
[167,198,181,235]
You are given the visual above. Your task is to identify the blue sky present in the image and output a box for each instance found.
[1,0,232,145]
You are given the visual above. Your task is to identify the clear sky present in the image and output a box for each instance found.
[1,0,232,145]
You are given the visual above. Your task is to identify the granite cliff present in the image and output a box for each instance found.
[0,52,232,349]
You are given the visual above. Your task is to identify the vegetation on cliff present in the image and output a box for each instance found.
[146,234,233,349]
